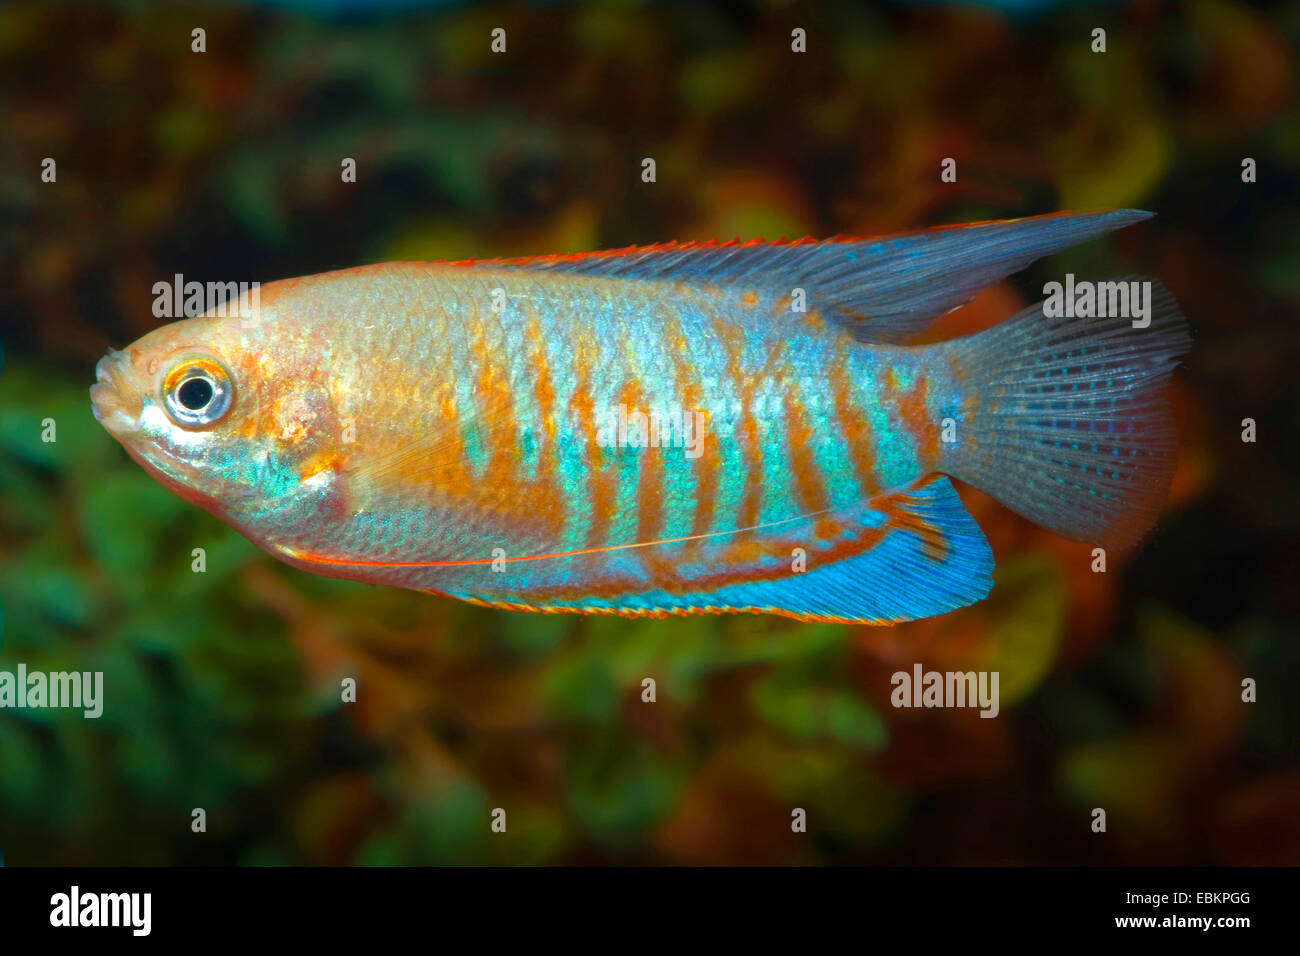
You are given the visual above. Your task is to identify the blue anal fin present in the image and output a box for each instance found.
[694,476,994,623]
[465,476,995,624]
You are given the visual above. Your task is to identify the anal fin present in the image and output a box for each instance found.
[452,477,994,624]
[688,476,994,623]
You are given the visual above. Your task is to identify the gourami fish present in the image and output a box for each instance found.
[90,210,1189,624]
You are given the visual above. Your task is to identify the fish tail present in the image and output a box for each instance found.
[941,277,1190,550]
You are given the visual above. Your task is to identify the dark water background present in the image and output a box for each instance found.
[1,0,1297,864]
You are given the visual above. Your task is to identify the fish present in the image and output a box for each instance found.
[90,209,1190,624]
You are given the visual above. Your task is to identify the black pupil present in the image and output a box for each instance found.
[177,376,214,411]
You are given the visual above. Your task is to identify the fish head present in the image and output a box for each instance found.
[90,313,343,527]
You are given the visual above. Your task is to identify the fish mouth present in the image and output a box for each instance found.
[90,348,139,433]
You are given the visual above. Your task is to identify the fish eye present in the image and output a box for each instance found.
[162,358,233,428]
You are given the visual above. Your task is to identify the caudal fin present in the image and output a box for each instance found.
[943,277,1190,550]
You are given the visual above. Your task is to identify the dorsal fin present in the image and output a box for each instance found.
[446,209,1153,343]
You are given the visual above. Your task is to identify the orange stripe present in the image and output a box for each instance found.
[470,321,518,492]
[569,334,615,548]
[434,380,472,489]
[785,384,829,516]
[524,318,558,489]
[897,371,939,471]
[616,377,664,543]
[830,344,879,495]
[664,313,707,529]
[717,319,762,533]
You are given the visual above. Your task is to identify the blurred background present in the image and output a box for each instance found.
[1,0,1297,865]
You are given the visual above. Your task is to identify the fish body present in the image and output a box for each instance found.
[91,210,1189,623]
